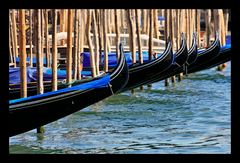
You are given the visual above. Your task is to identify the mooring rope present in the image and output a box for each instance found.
[108,83,114,95]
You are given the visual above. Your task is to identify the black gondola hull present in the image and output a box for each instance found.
[9,44,129,137]
[125,33,189,88]
[187,47,230,73]
[120,41,174,92]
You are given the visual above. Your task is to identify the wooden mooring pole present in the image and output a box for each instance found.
[196,9,201,47]
[41,10,45,67]
[147,9,153,88]
[92,9,100,76]
[115,9,120,60]
[36,9,45,134]
[9,12,15,66]
[103,9,108,72]
[205,9,211,47]
[45,9,50,68]
[66,9,73,86]
[164,9,169,86]
[77,10,83,80]
[127,9,137,93]
[11,9,18,61]
[73,9,79,80]
[135,9,144,91]
[52,9,58,91]
[19,9,27,98]
[136,9,143,64]
[96,9,103,64]
[29,9,33,67]
[170,9,176,84]
[127,9,136,64]
[148,9,153,61]
[217,9,227,71]
[87,9,97,78]
[178,9,186,82]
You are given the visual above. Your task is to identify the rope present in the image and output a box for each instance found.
[108,83,114,95]
[184,64,188,76]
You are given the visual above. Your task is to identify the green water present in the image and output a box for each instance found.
[9,62,231,154]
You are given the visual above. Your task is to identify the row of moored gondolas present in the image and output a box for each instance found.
[9,32,231,137]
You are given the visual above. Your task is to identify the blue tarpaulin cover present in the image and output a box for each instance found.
[81,51,160,68]
[9,74,110,104]
[14,51,161,69]
[9,67,92,85]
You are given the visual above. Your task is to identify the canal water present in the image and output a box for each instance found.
[9,62,231,154]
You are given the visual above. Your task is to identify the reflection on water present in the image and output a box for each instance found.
[9,62,231,154]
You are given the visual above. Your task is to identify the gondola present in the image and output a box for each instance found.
[122,33,189,89]
[145,32,220,85]
[187,34,221,73]
[9,68,106,100]
[186,33,198,66]
[120,37,174,92]
[9,43,129,137]
[9,39,172,99]
[187,43,230,73]
[147,32,196,85]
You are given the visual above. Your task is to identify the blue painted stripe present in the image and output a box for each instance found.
[9,74,110,105]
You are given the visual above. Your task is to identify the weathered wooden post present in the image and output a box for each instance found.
[60,10,65,45]
[205,9,211,47]
[107,10,111,34]
[52,9,58,91]
[169,9,176,84]
[196,9,201,47]
[36,9,45,133]
[41,10,45,67]
[19,9,27,98]
[148,9,153,61]
[146,10,150,36]
[9,12,14,65]
[9,20,13,64]
[142,9,147,34]
[103,9,108,72]
[96,9,103,64]
[120,9,125,32]
[29,9,33,67]
[136,9,143,64]
[11,9,18,60]
[217,9,227,71]
[111,9,115,34]
[87,9,97,78]
[187,9,191,48]
[92,9,100,76]
[224,9,229,35]
[178,9,186,82]
[175,9,180,50]
[164,9,169,86]
[127,9,136,64]
[45,9,50,67]
[220,9,226,46]
[73,9,79,80]
[33,10,38,60]
[153,9,160,39]
[136,9,144,90]
[115,9,121,60]
[127,9,137,92]
[191,9,196,39]
[66,9,73,86]
[64,9,68,39]
[77,10,83,80]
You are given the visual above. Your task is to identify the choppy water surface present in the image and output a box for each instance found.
[9,62,231,154]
